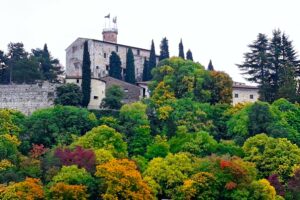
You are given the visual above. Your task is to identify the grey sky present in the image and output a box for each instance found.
[1,0,300,83]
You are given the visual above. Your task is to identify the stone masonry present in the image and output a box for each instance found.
[0,82,59,115]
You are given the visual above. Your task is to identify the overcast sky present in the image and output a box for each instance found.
[1,0,300,83]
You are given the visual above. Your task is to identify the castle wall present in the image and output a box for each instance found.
[0,83,58,115]
[66,38,153,81]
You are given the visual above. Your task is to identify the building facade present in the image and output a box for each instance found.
[232,82,259,105]
[66,26,156,82]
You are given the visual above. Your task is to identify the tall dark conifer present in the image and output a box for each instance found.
[186,49,193,61]
[237,33,272,102]
[146,40,157,81]
[179,39,185,59]
[81,40,91,107]
[142,58,149,81]
[269,29,282,101]
[207,60,214,71]
[109,51,122,80]
[159,37,169,61]
[125,48,136,84]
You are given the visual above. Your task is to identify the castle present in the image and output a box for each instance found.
[65,17,157,109]
[65,18,157,82]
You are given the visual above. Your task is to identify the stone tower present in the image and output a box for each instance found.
[102,16,118,43]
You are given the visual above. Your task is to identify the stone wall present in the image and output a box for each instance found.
[0,82,59,115]
[66,38,158,82]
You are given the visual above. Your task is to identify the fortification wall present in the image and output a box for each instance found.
[0,82,59,115]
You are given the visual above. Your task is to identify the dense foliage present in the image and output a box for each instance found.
[0,42,62,84]
[1,57,299,199]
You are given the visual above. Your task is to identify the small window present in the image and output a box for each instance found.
[76,79,79,83]
[234,93,238,98]
[124,89,129,93]
[116,46,119,52]
[96,66,99,69]
[137,49,140,56]
[106,65,109,70]
[104,53,107,58]
[94,96,99,100]
[250,94,254,99]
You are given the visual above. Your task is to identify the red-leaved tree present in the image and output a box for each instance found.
[55,146,96,172]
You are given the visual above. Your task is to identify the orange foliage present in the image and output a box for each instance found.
[95,159,154,200]
[0,178,44,200]
[48,182,88,200]
[225,181,237,190]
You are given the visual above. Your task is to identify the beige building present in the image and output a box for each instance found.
[232,82,259,105]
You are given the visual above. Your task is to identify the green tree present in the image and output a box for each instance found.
[186,49,193,61]
[50,165,96,199]
[159,37,169,61]
[100,85,124,109]
[178,39,185,59]
[72,125,127,157]
[147,40,157,80]
[0,50,9,84]
[54,83,82,106]
[237,33,272,102]
[143,153,194,199]
[119,102,152,156]
[32,44,63,82]
[142,58,149,81]
[209,71,233,104]
[146,135,170,160]
[109,51,122,80]
[21,106,97,149]
[169,130,218,157]
[125,48,136,83]
[81,40,91,107]
[6,42,42,84]
[243,134,300,181]
[207,59,214,71]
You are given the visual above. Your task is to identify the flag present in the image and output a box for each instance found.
[104,14,110,18]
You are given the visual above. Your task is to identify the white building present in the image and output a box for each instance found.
[232,82,259,105]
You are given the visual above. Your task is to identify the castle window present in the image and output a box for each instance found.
[250,94,254,99]
[104,53,107,58]
[116,46,119,52]
[94,96,99,100]
[76,79,79,83]
[234,93,238,98]
[106,65,109,70]
[96,66,99,69]
[137,49,140,56]
[72,46,77,53]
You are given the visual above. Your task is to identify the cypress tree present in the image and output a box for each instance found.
[81,40,91,107]
[237,33,272,102]
[179,39,185,59]
[159,37,169,61]
[125,48,136,84]
[186,49,193,61]
[109,51,122,80]
[146,40,156,81]
[142,58,149,81]
[207,60,214,71]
